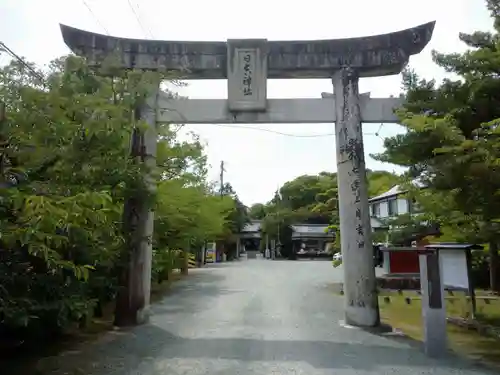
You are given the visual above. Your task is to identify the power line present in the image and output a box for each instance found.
[135,2,155,39]
[82,0,110,35]
[0,41,46,85]
[185,123,384,139]
[206,123,335,137]
[127,0,154,39]
[171,124,185,135]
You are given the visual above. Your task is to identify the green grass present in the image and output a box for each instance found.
[332,259,342,268]
[378,290,500,368]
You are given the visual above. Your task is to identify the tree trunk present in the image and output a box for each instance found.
[489,241,500,293]
[181,250,189,275]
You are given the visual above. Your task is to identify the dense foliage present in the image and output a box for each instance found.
[0,55,246,346]
[373,0,500,291]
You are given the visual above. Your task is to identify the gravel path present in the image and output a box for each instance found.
[35,258,495,375]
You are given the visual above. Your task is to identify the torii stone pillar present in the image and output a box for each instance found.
[116,86,158,326]
[332,68,379,326]
[60,21,435,327]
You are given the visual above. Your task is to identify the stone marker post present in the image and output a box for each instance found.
[333,68,380,327]
[419,250,447,357]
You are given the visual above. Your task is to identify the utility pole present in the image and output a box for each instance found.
[276,186,281,258]
[218,160,226,261]
[277,186,281,245]
[219,160,225,198]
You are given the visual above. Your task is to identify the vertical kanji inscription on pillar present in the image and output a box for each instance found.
[333,67,379,327]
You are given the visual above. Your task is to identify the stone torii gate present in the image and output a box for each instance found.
[60,21,435,327]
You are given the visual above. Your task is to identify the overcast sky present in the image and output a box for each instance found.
[0,0,492,205]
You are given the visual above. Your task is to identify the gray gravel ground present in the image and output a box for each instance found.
[35,258,497,375]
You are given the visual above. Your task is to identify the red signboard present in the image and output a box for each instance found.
[389,251,420,274]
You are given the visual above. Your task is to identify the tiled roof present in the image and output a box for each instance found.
[241,220,262,232]
[369,179,425,202]
[290,224,332,234]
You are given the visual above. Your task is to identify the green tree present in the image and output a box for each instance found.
[366,170,402,197]
[248,203,267,220]
[373,0,500,291]
[214,183,250,259]
[0,55,138,336]
[0,54,242,344]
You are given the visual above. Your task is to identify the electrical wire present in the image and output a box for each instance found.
[82,0,110,35]
[188,123,382,139]
[127,0,154,39]
[36,2,387,141]
[0,42,46,86]
[171,124,185,135]
[210,123,333,137]
[135,2,155,39]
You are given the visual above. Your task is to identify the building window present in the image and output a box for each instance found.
[372,203,380,217]
[407,198,414,214]
[388,199,398,216]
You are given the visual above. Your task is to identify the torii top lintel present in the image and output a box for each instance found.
[59,22,435,79]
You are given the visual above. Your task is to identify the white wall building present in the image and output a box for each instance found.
[369,184,420,231]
